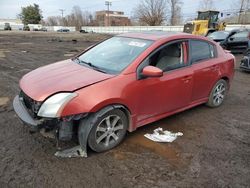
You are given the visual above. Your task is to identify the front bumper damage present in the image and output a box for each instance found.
[13,95,88,158]
[13,96,43,131]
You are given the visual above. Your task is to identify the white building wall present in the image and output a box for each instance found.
[81,25,250,34]
[0,20,76,31]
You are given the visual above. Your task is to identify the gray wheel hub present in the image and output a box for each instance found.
[95,115,124,147]
[213,82,226,105]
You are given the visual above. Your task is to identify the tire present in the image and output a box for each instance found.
[206,79,228,108]
[87,109,128,152]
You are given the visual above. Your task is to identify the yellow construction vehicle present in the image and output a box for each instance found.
[183,10,226,36]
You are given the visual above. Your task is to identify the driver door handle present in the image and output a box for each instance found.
[181,75,192,83]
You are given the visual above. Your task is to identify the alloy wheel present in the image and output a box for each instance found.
[213,82,226,106]
[95,115,124,147]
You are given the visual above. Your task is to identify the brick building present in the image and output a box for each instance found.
[95,10,130,26]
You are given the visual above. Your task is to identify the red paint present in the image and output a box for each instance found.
[19,32,235,132]
[142,66,163,77]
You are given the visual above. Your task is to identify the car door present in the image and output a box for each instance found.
[190,40,219,102]
[135,40,194,123]
[226,31,250,53]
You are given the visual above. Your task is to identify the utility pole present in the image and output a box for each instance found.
[59,9,65,18]
[105,1,112,26]
[238,0,245,24]
[59,9,65,26]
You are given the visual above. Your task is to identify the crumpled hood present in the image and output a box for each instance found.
[20,59,114,101]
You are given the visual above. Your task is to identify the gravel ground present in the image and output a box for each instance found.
[0,31,249,188]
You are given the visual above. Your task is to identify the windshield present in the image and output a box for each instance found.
[197,12,219,22]
[77,37,153,74]
[231,31,249,38]
[208,31,229,40]
[198,12,210,20]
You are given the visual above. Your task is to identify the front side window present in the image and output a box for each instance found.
[78,37,153,74]
[190,40,215,63]
[147,41,187,72]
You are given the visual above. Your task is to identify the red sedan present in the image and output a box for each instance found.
[13,32,235,156]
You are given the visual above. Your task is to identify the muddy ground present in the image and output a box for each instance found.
[0,31,249,188]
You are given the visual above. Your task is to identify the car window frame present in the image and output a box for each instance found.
[137,39,191,80]
[189,39,217,64]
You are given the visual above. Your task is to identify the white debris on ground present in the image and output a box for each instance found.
[144,127,183,142]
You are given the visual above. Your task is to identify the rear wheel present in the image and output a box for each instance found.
[87,109,128,152]
[206,79,228,108]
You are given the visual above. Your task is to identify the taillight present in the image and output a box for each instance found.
[248,32,250,39]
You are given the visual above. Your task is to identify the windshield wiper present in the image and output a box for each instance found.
[74,57,107,73]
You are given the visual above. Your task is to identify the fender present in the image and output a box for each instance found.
[78,104,131,157]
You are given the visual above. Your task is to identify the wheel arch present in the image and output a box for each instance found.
[207,76,230,102]
[78,103,133,156]
[221,76,229,83]
[91,103,134,132]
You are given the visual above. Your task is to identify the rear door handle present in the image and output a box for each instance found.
[182,76,192,81]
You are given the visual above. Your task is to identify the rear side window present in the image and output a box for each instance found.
[190,40,215,63]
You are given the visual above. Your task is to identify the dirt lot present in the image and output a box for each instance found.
[0,31,249,188]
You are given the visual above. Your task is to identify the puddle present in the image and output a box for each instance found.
[126,131,181,166]
[0,49,11,58]
[15,69,31,73]
[69,49,79,52]
[64,53,75,57]
[0,97,10,106]
[123,116,191,166]
[0,51,5,58]
[17,42,33,45]
[112,151,126,160]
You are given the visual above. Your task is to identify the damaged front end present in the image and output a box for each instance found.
[13,91,89,158]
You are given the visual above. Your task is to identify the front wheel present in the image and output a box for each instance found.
[206,79,228,108]
[87,109,128,152]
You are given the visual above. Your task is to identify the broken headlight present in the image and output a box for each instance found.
[38,93,77,118]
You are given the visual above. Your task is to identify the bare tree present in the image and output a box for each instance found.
[46,16,60,26]
[45,6,95,28]
[167,0,183,25]
[66,7,94,29]
[224,0,250,24]
[133,0,167,26]
[198,0,215,11]
[237,0,250,23]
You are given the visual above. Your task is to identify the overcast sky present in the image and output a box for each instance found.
[0,0,234,20]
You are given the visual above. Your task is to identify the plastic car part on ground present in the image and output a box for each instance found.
[55,146,87,158]
[144,128,183,142]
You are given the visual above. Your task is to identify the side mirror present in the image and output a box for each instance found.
[142,66,163,78]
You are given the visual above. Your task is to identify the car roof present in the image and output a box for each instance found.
[117,31,194,41]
